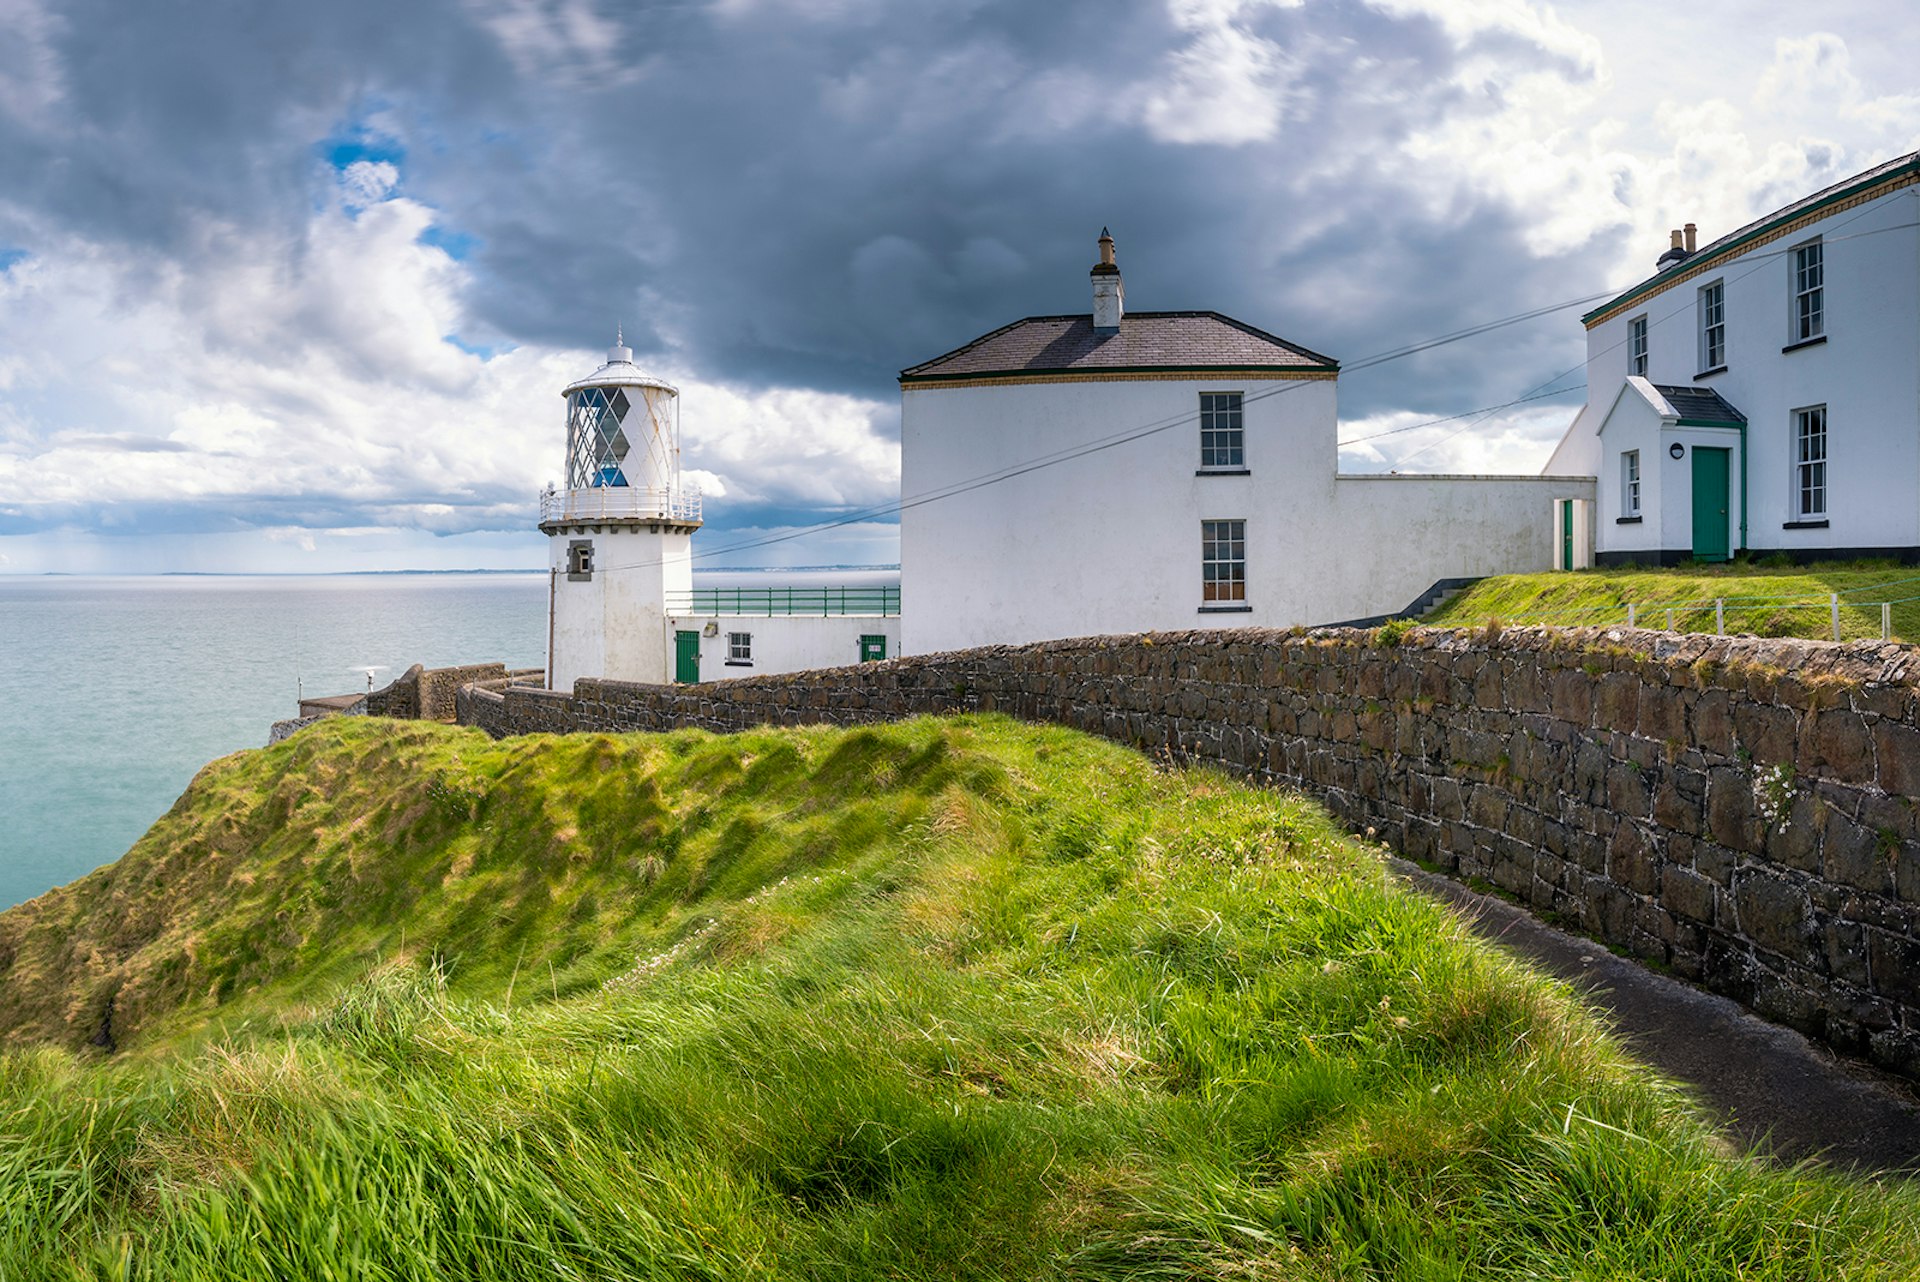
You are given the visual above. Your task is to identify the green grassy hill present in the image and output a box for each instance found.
[2,716,1916,1279]
[1425,562,1920,641]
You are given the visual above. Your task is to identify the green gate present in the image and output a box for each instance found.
[674,630,700,684]
[1691,448,1731,562]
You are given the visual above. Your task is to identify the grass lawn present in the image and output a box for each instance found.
[1425,561,1920,642]
[2,715,1917,1278]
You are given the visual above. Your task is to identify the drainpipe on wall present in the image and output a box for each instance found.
[1738,420,1749,555]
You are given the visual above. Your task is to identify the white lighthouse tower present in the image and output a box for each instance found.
[541,331,701,689]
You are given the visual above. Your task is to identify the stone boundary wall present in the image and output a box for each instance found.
[457,626,1920,1076]
[369,662,511,721]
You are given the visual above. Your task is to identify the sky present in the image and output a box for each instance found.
[0,0,1914,574]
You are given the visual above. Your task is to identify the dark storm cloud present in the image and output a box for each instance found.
[2,0,1622,477]
[439,0,1615,415]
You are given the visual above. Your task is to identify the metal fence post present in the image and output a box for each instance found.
[1831,592,1840,641]
[1715,599,1724,635]
[1666,608,1675,631]
[1884,602,1893,641]
[1627,603,1637,627]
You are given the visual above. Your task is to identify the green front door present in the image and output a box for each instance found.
[1691,447,1731,562]
[1560,499,1574,571]
[674,630,700,684]
[859,634,887,663]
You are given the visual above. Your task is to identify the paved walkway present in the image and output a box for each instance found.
[1396,861,1920,1177]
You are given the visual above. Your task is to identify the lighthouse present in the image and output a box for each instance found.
[541,331,701,689]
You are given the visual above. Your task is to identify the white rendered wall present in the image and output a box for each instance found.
[1555,181,1920,557]
[900,376,1593,655]
[1323,474,1591,620]
[547,526,692,689]
[657,615,902,683]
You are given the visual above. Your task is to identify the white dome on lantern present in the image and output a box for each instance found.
[562,329,678,397]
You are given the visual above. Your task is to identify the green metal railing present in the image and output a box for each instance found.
[665,585,901,617]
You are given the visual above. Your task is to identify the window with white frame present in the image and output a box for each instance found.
[727,631,753,664]
[1699,280,1725,370]
[1792,239,1824,342]
[1201,519,1246,603]
[1622,450,1641,517]
[1627,316,1648,376]
[1794,406,1827,519]
[1199,392,1244,469]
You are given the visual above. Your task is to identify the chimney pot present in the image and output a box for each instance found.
[1670,229,1684,249]
[1684,222,1697,253]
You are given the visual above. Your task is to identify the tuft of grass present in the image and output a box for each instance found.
[1427,561,1920,641]
[0,715,1914,1278]
[1373,617,1417,648]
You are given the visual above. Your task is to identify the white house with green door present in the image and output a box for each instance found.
[540,335,899,691]
[1546,150,1920,565]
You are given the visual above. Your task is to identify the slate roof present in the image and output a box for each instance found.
[1584,150,1920,326]
[899,311,1338,383]
[1653,384,1746,426]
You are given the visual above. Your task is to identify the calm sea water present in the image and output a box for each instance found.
[0,569,899,911]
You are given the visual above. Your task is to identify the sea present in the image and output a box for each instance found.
[0,568,900,911]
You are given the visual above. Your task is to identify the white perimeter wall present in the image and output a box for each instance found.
[1552,180,1920,556]
[1325,474,1591,620]
[901,376,1592,655]
[659,614,902,683]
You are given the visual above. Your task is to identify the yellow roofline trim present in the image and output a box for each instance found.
[1585,166,1919,330]
[900,369,1337,390]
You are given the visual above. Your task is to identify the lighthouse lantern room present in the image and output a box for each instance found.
[541,332,702,689]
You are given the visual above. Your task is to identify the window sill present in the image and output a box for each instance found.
[1198,604,1253,614]
[1615,516,1643,524]
[1781,334,1827,355]
[1693,365,1728,381]
[1782,519,1829,530]
[724,660,755,667]
[1196,467,1251,477]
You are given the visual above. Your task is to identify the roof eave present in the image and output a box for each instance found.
[1581,151,1920,327]
[899,362,1339,386]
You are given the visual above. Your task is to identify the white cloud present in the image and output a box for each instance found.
[1338,403,1575,475]
[0,163,900,567]
[461,0,643,87]
[338,159,400,208]
[1139,1,1302,145]
[0,0,66,129]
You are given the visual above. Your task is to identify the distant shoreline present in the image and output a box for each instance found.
[1,564,903,578]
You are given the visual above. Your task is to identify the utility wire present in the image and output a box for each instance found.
[593,288,1614,575]
[592,192,1919,576]
[1390,195,1916,469]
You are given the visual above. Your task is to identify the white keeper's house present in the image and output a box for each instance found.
[1547,150,1920,565]
[539,333,898,690]
[897,230,1595,655]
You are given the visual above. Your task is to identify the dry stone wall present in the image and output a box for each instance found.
[369,663,510,721]
[457,626,1920,1077]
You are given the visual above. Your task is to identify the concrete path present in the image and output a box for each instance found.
[1395,860,1920,1177]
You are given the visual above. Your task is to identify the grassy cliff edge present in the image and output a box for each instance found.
[0,715,1914,1278]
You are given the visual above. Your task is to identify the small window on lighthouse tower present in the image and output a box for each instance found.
[567,539,594,580]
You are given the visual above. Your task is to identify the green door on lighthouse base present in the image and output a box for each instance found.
[674,631,700,684]
[1691,447,1731,562]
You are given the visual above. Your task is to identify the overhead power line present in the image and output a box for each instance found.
[593,193,1919,575]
